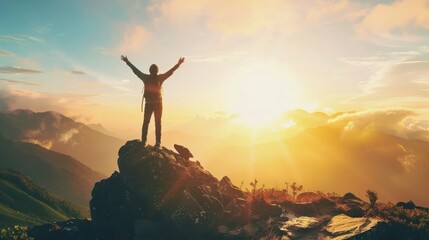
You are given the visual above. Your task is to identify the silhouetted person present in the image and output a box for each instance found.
[121,55,185,148]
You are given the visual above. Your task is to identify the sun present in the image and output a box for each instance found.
[227,63,302,127]
[232,81,284,126]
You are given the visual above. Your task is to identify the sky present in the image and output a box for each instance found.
[1,0,429,139]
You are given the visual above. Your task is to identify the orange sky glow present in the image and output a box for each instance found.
[2,0,429,205]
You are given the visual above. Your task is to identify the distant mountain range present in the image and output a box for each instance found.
[0,109,124,174]
[207,122,429,206]
[0,135,105,207]
[0,167,84,228]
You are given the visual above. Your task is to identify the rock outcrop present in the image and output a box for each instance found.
[280,216,330,239]
[91,140,225,239]
[174,144,194,160]
[296,192,323,202]
[281,197,338,217]
[324,214,381,239]
[338,192,366,218]
[396,200,416,210]
[218,176,249,224]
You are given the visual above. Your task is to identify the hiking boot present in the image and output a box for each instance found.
[154,142,161,149]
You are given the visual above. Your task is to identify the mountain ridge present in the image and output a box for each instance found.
[0,108,123,174]
[0,135,105,207]
[0,167,84,228]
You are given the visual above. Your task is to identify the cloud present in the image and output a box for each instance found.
[118,25,151,53]
[149,0,365,36]
[59,128,79,144]
[15,110,79,147]
[329,108,415,128]
[93,47,116,56]
[356,0,429,41]
[340,50,422,67]
[150,0,292,36]
[341,55,387,67]
[188,55,225,63]
[306,0,367,23]
[20,139,53,149]
[0,49,14,56]
[0,88,96,114]
[0,78,40,86]
[362,60,429,99]
[69,70,86,75]
[329,108,429,142]
[344,50,429,108]
[0,34,45,43]
[397,150,416,172]
[34,24,51,34]
[327,108,429,173]
[0,66,43,74]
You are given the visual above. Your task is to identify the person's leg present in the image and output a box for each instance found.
[142,102,154,144]
[154,101,163,147]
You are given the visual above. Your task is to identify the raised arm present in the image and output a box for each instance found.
[121,55,146,81]
[160,57,185,83]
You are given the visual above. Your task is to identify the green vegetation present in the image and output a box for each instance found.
[371,202,429,228]
[290,182,304,199]
[0,204,46,227]
[245,179,298,203]
[366,189,378,209]
[0,225,34,240]
[0,134,104,207]
[0,167,84,228]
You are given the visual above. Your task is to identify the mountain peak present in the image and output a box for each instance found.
[0,109,123,174]
[91,140,227,239]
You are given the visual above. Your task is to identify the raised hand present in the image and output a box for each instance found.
[121,55,128,62]
[178,57,185,65]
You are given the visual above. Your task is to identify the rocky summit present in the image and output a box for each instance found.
[28,140,429,240]
[29,140,281,240]
[91,140,225,239]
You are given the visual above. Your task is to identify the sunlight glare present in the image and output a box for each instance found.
[227,62,302,128]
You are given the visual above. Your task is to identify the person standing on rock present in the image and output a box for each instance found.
[121,55,185,148]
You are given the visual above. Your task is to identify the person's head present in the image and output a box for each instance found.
[149,64,159,75]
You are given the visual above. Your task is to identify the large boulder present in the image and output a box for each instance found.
[281,198,337,217]
[296,192,323,202]
[324,214,381,239]
[342,192,361,202]
[174,144,194,160]
[90,171,142,225]
[89,171,142,239]
[339,192,366,218]
[396,201,416,210]
[91,140,224,239]
[280,216,330,239]
[219,176,245,204]
[342,204,365,218]
[219,176,249,224]
[250,196,282,219]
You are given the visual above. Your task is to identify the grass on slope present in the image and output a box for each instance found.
[0,204,46,227]
[0,135,105,208]
[0,167,84,228]
[0,180,69,222]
